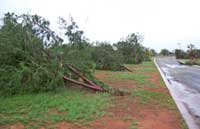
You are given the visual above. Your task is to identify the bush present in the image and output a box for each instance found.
[50,43,109,89]
[0,31,65,95]
[0,13,87,95]
[160,49,171,56]
[0,13,154,95]
[114,33,145,64]
[175,49,189,59]
[92,43,123,71]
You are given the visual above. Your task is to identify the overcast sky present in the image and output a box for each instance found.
[1,0,200,52]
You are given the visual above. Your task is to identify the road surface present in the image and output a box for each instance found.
[155,57,200,129]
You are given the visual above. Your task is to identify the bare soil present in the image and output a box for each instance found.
[87,65,183,129]
[2,64,184,129]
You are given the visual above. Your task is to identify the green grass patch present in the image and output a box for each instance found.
[0,89,108,127]
[136,67,156,73]
[110,72,148,85]
[108,61,159,87]
[130,120,139,129]
[131,89,175,109]
[140,61,155,67]
[181,118,189,129]
[126,61,157,73]
[126,61,154,67]
[178,59,200,66]
[109,72,156,87]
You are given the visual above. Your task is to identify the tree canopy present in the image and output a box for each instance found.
[0,12,154,96]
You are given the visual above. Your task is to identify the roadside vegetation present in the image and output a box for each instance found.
[160,49,173,56]
[159,44,200,66]
[0,12,186,129]
[94,61,187,129]
[0,89,108,128]
[0,12,155,96]
[175,44,200,66]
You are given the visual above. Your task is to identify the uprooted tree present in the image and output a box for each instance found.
[0,12,154,96]
[0,13,65,95]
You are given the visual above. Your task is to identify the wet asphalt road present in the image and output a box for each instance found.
[156,57,200,93]
[155,57,200,129]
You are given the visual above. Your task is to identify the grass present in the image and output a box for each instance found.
[110,61,157,87]
[127,61,157,73]
[108,61,175,109]
[126,61,154,67]
[197,59,200,64]
[0,60,185,128]
[98,60,186,128]
[0,89,108,128]
[110,72,148,85]
[178,59,200,66]
[130,120,139,129]
[181,118,189,129]
[131,89,176,109]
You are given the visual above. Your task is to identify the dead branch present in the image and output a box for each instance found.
[120,64,132,72]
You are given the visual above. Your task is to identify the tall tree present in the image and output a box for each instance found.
[115,33,144,64]
[58,16,88,49]
[126,33,143,64]
[187,44,196,63]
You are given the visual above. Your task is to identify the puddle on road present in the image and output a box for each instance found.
[166,64,187,69]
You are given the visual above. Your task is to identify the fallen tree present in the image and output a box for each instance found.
[63,76,104,91]
[63,64,105,92]
[119,64,133,72]
[64,64,98,86]
[0,12,152,96]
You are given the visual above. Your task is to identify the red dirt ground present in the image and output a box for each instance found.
[1,123,25,129]
[2,65,184,129]
[86,66,183,129]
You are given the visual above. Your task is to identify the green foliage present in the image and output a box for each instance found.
[143,48,152,61]
[175,49,189,59]
[185,60,200,66]
[114,41,135,63]
[130,121,139,129]
[0,12,155,96]
[0,13,65,96]
[0,89,108,126]
[114,33,147,64]
[59,16,87,44]
[160,49,171,56]
[50,43,109,89]
[131,89,175,108]
[92,43,123,71]
[175,44,200,60]
[150,49,157,56]
[0,13,109,96]
[61,43,94,74]
[110,72,148,85]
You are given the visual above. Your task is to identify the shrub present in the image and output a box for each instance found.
[175,49,189,59]
[0,13,88,95]
[92,43,123,71]
[114,33,145,64]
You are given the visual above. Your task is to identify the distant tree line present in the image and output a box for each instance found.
[159,49,175,56]
[175,44,200,59]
